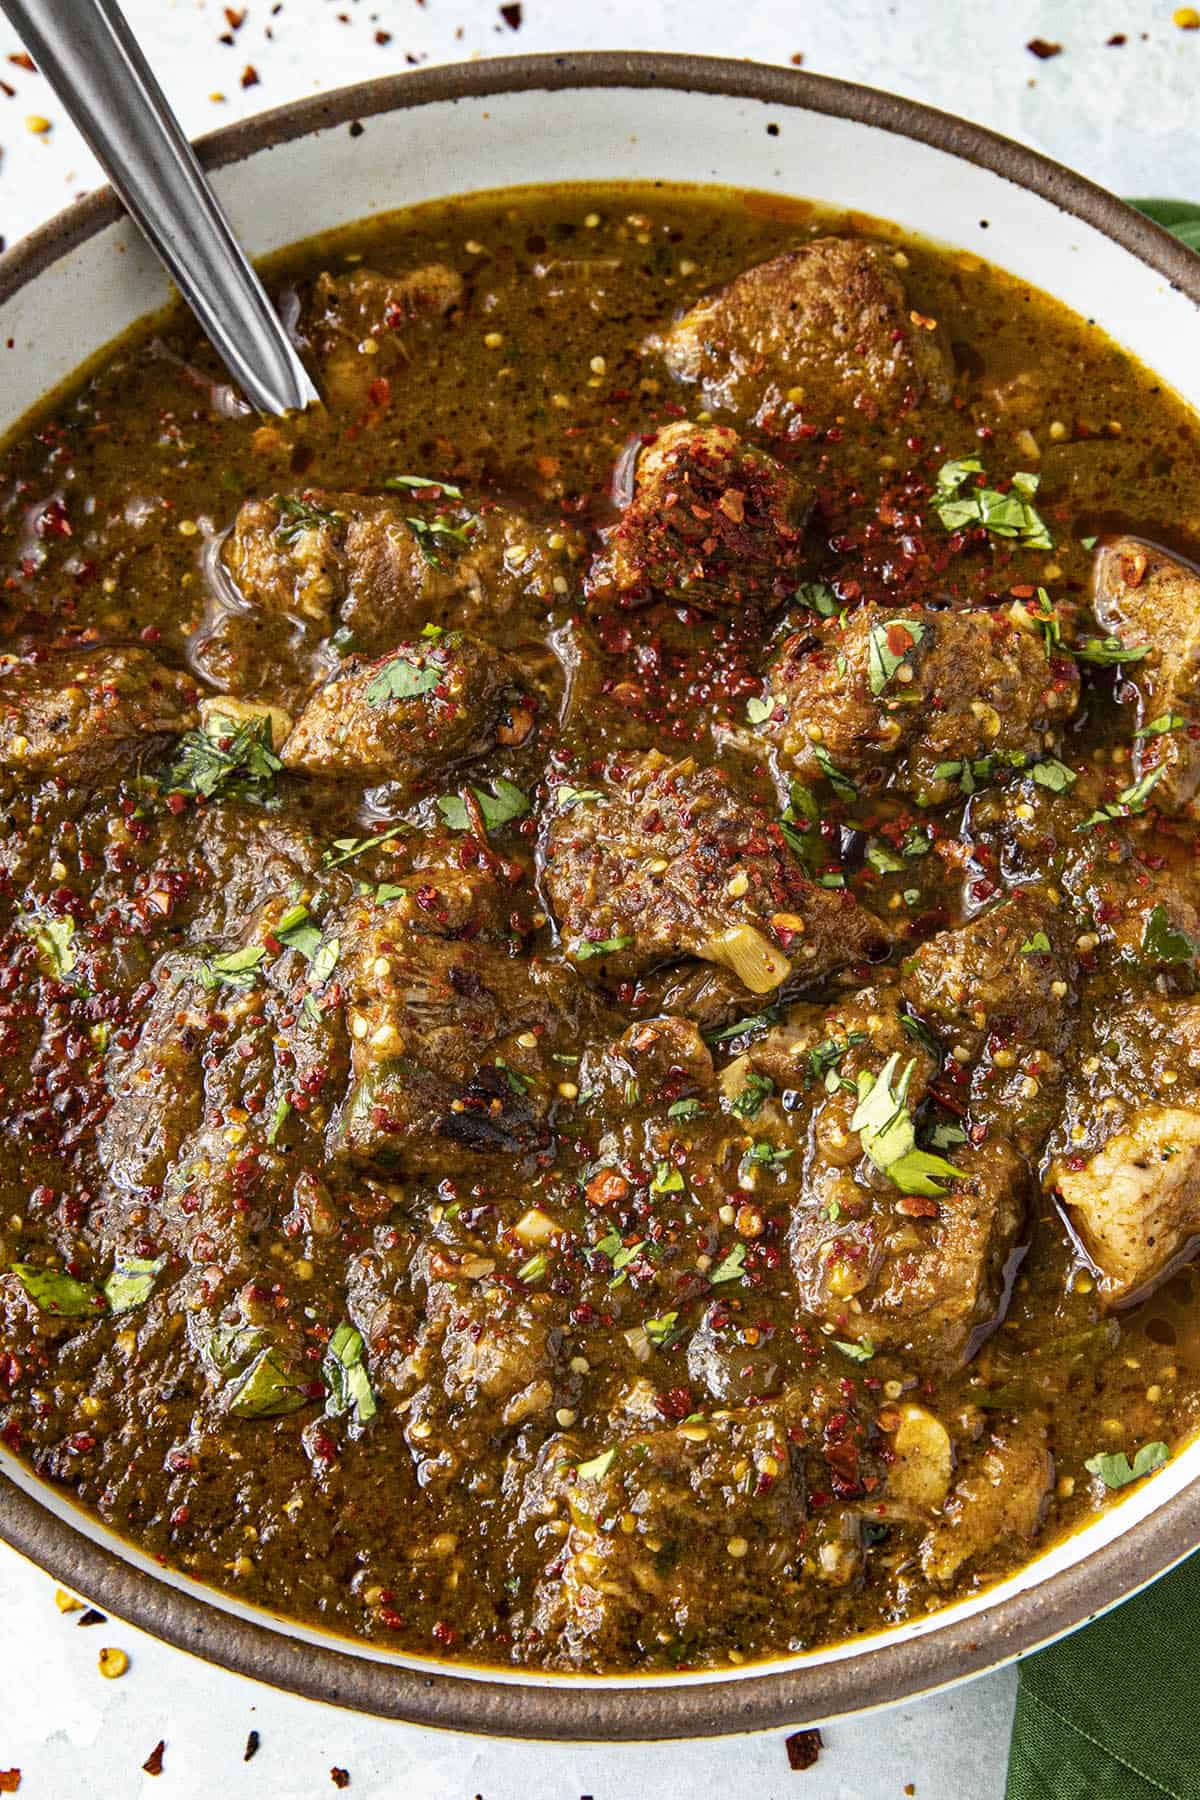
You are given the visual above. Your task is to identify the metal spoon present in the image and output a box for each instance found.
[2,0,318,415]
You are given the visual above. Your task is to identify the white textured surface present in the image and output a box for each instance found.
[0,1,1195,1794]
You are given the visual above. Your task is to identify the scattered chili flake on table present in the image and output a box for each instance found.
[240,63,259,88]
[0,1771,19,1793]
[77,1608,106,1627]
[1026,37,1062,57]
[785,1727,823,1771]
[330,1770,350,1790]
[499,2,522,25]
[1174,6,1200,26]
[244,1730,261,1762]
[98,1646,129,1679]
[142,1741,166,1777]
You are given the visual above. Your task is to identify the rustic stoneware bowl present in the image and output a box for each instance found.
[2,51,1199,1741]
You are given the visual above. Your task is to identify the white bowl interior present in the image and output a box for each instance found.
[2,77,1198,1690]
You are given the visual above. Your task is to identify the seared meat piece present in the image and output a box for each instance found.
[98,924,349,1274]
[900,892,1079,1157]
[0,646,198,781]
[542,752,889,993]
[587,421,808,612]
[1093,537,1200,813]
[722,985,1030,1364]
[309,264,464,409]
[280,631,531,789]
[920,1422,1052,1583]
[686,1303,782,1404]
[347,1237,567,1452]
[790,1132,1032,1365]
[577,1014,715,1115]
[517,1401,809,1669]
[97,954,210,1196]
[205,487,583,698]
[1050,1105,1200,1305]
[755,604,1080,803]
[644,237,954,432]
[1061,823,1200,973]
[630,959,760,1034]
[330,894,586,1173]
[900,892,1078,1061]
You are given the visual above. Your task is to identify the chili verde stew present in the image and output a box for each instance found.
[2,184,1200,1675]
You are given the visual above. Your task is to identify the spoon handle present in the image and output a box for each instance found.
[2,0,319,415]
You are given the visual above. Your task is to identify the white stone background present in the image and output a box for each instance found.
[0,1,1197,1794]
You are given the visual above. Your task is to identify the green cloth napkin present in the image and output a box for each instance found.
[1005,196,1200,1800]
[1006,1550,1200,1798]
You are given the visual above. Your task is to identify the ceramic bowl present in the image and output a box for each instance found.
[2,51,1199,1740]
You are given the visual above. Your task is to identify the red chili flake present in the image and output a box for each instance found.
[142,1741,166,1777]
[367,375,391,408]
[224,6,246,24]
[896,1195,940,1218]
[330,1770,350,1790]
[785,1728,823,1770]
[375,29,392,43]
[240,64,259,88]
[499,1,522,24]
[1026,37,1062,57]
[1106,32,1126,44]
[7,51,35,70]
[243,1731,260,1762]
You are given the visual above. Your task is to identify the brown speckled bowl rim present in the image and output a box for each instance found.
[2,51,1199,1740]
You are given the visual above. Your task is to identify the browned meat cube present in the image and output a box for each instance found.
[97,956,210,1195]
[329,895,591,1173]
[1049,1105,1200,1305]
[309,264,464,408]
[587,421,808,611]
[644,238,954,432]
[790,1132,1032,1365]
[542,752,890,994]
[900,891,1078,1061]
[1092,537,1200,813]
[1061,826,1200,973]
[578,1014,715,1115]
[920,1422,1052,1582]
[517,1401,809,1668]
[280,631,531,790]
[0,646,198,781]
[204,487,584,699]
[755,604,1080,803]
[99,921,349,1274]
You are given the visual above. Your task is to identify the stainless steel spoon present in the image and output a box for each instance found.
[2,0,319,415]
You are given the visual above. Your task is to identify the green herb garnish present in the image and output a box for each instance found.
[709,1242,747,1285]
[103,1255,166,1316]
[850,1053,968,1197]
[162,715,282,806]
[867,618,925,697]
[197,944,267,992]
[273,494,345,543]
[365,652,442,707]
[729,1072,775,1120]
[436,777,529,833]
[9,1263,104,1317]
[1084,1442,1168,1489]
[933,458,1052,549]
[572,934,633,962]
[1142,904,1200,964]
[323,1321,377,1425]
